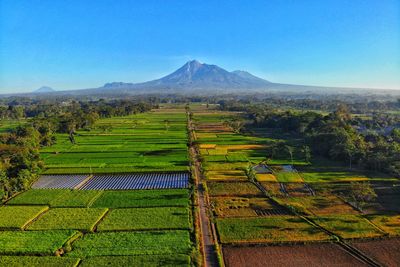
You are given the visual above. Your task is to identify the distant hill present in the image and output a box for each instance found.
[34,86,56,93]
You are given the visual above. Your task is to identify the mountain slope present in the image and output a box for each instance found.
[102,60,271,90]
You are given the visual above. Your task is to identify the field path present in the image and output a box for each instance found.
[188,113,219,267]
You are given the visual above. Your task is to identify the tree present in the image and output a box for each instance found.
[285,145,294,164]
[301,145,311,163]
[349,182,377,212]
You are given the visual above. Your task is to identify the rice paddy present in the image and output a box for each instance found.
[192,105,400,265]
[41,111,189,174]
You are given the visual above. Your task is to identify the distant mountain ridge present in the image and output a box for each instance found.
[34,86,56,93]
[6,60,397,97]
[102,60,271,90]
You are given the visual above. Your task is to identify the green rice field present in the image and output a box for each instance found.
[40,111,189,174]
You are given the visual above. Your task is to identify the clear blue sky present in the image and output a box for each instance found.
[0,0,399,93]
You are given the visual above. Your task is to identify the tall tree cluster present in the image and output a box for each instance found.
[222,103,400,177]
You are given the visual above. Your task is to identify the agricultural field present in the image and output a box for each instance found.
[67,230,191,257]
[1,189,194,265]
[0,256,80,267]
[351,238,400,267]
[78,255,190,267]
[80,172,189,190]
[216,216,331,243]
[310,215,385,239]
[7,189,102,207]
[27,208,108,232]
[97,207,190,231]
[191,105,400,266]
[90,188,189,208]
[0,206,49,229]
[0,119,25,133]
[211,197,288,217]
[0,230,79,255]
[207,181,263,197]
[40,110,189,174]
[222,243,365,267]
[0,107,196,266]
[32,174,90,189]
[274,195,359,216]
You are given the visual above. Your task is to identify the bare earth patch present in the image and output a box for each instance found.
[223,243,366,267]
[351,238,400,267]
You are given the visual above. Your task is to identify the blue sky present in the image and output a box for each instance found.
[0,0,399,93]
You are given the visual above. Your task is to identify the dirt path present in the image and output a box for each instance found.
[188,113,219,267]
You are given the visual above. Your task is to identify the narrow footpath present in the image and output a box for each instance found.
[188,112,219,267]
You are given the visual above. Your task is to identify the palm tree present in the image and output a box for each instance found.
[285,145,294,165]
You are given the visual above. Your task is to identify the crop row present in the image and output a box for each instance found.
[32,172,189,190]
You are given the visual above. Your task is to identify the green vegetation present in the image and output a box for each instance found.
[311,215,385,239]
[0,230,78,255]
[68,231,191,257]
[91,189,189,208]
[49,190,103,207]
[97,207,190,231]
[207,182,263,197]
[7,189,103,207]
[216,216,330,243]
[42,111,188,174]
[0,205,48,229]
[79,255,190,267]
[274,195,358,216]
[28,208,108,231]
[7,189,68,205]
[0,256,80,267]
[367,214,400,235]
[1,99,153,200]
[211,197,275,217]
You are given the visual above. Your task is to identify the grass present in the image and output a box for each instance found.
[97,207,190,231]
[7,189,67,206]
[90,189,189,208]
[366,214,400,235]
[0,256,80,267]
[0,206,48,229]
[68,230,191,257]
[275,172,303,183]
[205,170,248,181]
[311,215,385,239]
[274,195,359,216]
[28,208,108,232]
[261,182,286,197]
[256,173,277,182]
[41,111,189,174]
[211,197,276,217]
[79,255,190,267]
[0,119,25,133]
[7,189,103,207]
[207,182,263,197]
[49,190,103,207]
[0,230,78,255]
[216,216,330,243]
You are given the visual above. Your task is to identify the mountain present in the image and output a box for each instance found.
[5,60,397,97]
[34,86,56,93]
[101,60,271,91]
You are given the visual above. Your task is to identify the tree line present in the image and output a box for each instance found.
[220,102,400,177]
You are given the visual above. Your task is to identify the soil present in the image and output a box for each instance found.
[223,243,367,267]
[351,238,400,267]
